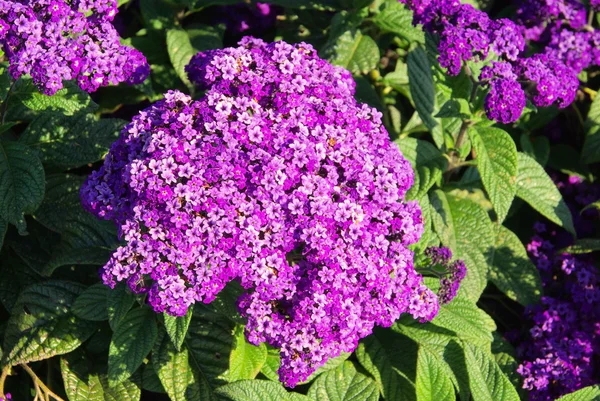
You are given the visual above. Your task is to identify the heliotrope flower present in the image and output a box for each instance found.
[0,0,149,95]
[399,0,579,124]
[512,174,600,401]
[81,38,442,387]
[423,246,466,304]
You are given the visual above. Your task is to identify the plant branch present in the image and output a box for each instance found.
[0,367,9,398]
[20,364,65,401]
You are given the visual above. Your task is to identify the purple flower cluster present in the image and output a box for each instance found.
[515,0,600,73]
[399,0,579,124]
[423,246,466,304]
[81,38,440,387]
[514,175,600,401]
[0,0,149,95]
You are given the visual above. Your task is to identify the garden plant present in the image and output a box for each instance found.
[0,0,599,400]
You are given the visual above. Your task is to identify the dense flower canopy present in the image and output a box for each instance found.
[513,175,600,401]
[0,0,149,95]
[400,0,581,124]
[81,38,439,386]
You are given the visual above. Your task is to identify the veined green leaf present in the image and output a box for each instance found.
[19,113,125,169]
[73,283,110,322]
[415,347,456,401]
[153,329,209,401]
[558,239,600,254]
[463,342,520,401]
[355,335,416,401]
[107,284,136,330]
[489,225,542,305]
[582,95,600,164]
[163,308,193,351]
[307,361,379,401]
[3,281,97,366]
[108,307,157,386]
[0,141,45,233]
[215,380,310,401]
[227,325,267,381]
[395,137,447,200]
[429,191,494,301]
[373,2,424,44]
[323,29,380,75]
[407,47,443,148]
[516,152,575,235]
[469,126,517,223]
[555,385,600,400]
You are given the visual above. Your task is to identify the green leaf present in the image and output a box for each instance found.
[3,281,98,366]
[432,297,495,345]
[407,47,443,148]
[153,329,209,401]
[558,239,600,254]
[101,373,142,401]
[109,307,157,386]
[556,385,600,400]
[489,226,542,305]
[42,246,112,277]
[355,335,416,401]
[435,99,470,119]
[166,29,200,91]
[73,283,110,322]
[373,2,424,44]
[8,79,97,118]
[185,307,235,390]
[469,127,517,223]
[393,321,469,399]
[163,308,193,351]
[429,191,494,301]
[63,351,143,401]
[384,70,409,91]
[415,347,456,401]
[0,141,45,233]
[582,95,600,164]
[463,342,520,401]
[227,325,268,381]
[307,361,379,401]
[492,335,524,398]
[142,363,166,394]
[187,25,223,52]
[61,353,105,401]
[19,113,125,169]
[324,29,380,75]
[107,284,136,330]
[516,152,575,235]
[33,174,84,232]
[395,137,447,199]
[215,380,302,401]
